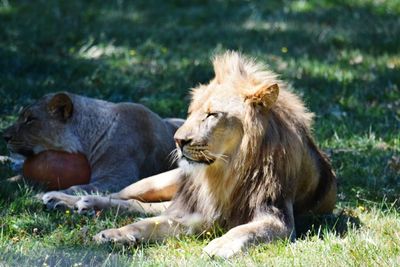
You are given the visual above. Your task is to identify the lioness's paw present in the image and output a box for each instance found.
[41,191,81,210]
[75,196,97,215]
[203,236,243,259]
[93,229,138,245]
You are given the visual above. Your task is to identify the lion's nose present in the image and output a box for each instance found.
[175,138,192,149]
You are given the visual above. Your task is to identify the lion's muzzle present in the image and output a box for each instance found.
[180,145,216,165]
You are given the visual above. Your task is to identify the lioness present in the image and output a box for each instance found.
[86,52,337,258]
[2,92,182,208]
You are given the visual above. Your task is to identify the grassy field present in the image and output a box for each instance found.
[0,0,399,266]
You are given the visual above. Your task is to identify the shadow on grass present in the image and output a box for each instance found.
[331,147,400,206]
[1,246,133,267]
[1,0,399,118]
[0,161,23,202]
[295,210,361,239]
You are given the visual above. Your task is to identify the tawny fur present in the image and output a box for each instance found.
[92,51,336,258]
[171,51,335,227]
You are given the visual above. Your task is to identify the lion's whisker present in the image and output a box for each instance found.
[207,151,229,163]
[200,151,213,163]
[167,148,180,166]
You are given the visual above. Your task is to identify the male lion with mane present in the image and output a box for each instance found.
[92,51,337,258]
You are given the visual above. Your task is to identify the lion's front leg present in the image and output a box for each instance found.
[111,168,182,201]
[75,195,171,215]
[94,213,203,245]
[203,204,294,258]
[93,216,179,244]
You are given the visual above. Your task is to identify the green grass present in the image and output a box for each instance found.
[0,0,399,265]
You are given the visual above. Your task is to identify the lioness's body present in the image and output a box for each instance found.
[3,92,182,196]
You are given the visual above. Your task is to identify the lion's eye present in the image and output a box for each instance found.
[206,112,219,119]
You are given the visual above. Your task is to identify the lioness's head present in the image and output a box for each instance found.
[2,92,81,157]
[175,52,279,171]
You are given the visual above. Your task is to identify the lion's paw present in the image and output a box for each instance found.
[41,191,81,210]
[203,236,243,259]
[93,228,138,245]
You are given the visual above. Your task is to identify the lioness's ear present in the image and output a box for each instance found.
[245,83,279,107]
[47,93,73,121]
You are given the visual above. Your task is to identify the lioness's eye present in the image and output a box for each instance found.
[24,116,36,124]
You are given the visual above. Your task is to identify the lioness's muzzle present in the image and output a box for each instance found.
[2,131,12,143]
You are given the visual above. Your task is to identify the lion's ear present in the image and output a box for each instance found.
[246,83,279,107]
[47,93,73,121]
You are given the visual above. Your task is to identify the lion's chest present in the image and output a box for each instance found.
[193,182,255,228]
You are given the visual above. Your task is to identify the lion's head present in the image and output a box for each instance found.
[171,52,327,222]
[2,92,81,157]
[175,52,311,176]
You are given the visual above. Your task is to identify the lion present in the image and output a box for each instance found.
[53,52,337,258]
[2,92,183,209]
